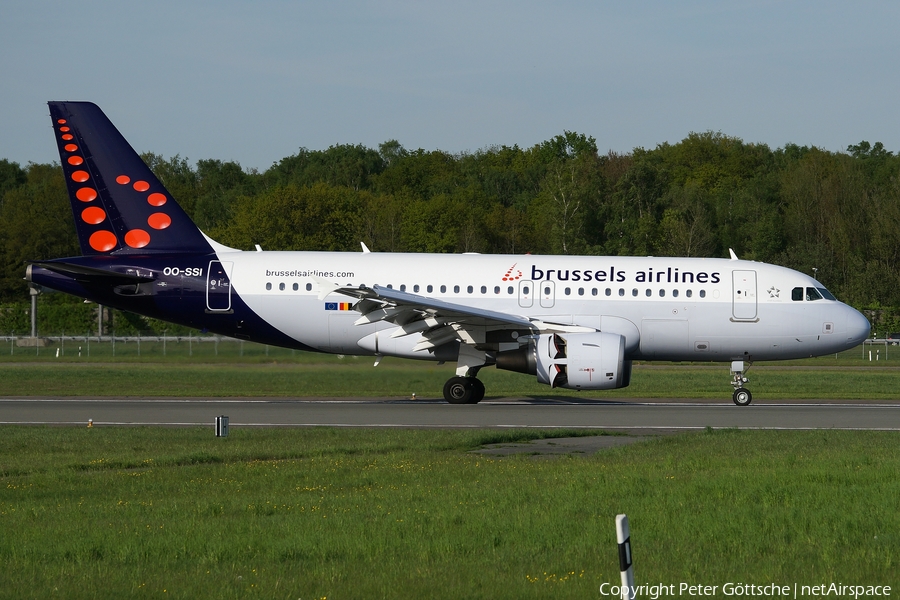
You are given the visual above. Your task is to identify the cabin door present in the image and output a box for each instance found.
[207,260,234,312]
[732,270,757,320]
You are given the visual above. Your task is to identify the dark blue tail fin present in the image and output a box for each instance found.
[49,101,213,256]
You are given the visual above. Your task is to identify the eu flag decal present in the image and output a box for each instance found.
[325,302,352,311]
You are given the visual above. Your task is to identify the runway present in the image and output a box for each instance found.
[2,398,899,431]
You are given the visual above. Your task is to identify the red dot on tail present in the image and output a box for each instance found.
[89,230,117,252]
[60,126,70,132]
[64,144,78,152]
[116,175,131,185]
[148,213,171,230]
[57,119,67,124]
[67,156,84,166]
[133,181,150,192]
[71,170,90,183]
[125,229,151,248]
[61,134,73,141]
[81,206,107,225]
[76,187,97,202]
[147,192,167,207]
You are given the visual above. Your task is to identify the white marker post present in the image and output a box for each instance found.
[215,415,229,437]
[616,514,634,600]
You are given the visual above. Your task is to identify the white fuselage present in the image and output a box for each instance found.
[212,251,869,362]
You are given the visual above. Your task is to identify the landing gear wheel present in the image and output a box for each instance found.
[444,376,473,404]
[469,379,485,404]
[733,388,752,406]
[443,377,485,404]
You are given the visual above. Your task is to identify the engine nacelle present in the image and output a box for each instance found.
[496,332,630,390]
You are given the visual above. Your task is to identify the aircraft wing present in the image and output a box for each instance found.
[329,284,592,351]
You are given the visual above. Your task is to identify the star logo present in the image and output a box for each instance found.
[767,286,780,298]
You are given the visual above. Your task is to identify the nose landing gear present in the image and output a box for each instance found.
[731,360,752,406]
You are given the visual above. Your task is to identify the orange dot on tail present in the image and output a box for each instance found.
[57,119,67,124]
[125,229,151,248]
[76,187,97,202]
[71,170,90,183]
[68,156,84,166]
[61,134,73,141]
[116,175,131,185]
[60,126,70,132]
[148,212,171,230]
[64,144,78,152]
[147,192,167,207]
[89,230,117,252]
[133,180,150,192]
[81,206,107,225]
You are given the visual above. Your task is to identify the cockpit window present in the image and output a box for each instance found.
[793,286,836,301]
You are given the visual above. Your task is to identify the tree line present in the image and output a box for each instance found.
[2,131,899,333]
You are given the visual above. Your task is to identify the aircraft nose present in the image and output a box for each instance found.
[846,308,870,346]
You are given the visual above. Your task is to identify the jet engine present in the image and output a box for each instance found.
[495,332,631,390]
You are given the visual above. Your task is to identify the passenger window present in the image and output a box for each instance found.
[454,285,460,293]
[686,289,692,298]
[494,286,500,294]
[673,289,679,298]
[279,282,285,291]
[645,289,651,297]
[523,286,530,295]
[564,287,571,295]
[578,288,584,296]
[507,286,514,294]
[427,285,433,293]
[306,283,312,291]
[266,282,272,291]
[699,290,706,298]
[632,288,638,297]
[543,286,551,296]
[400,284,406,292]
[466,285,473,294]
[659,289,665,297]
[413,284,420,293]
[440,285,446,293]
[606,288,611,296]
[619,288,625,297]
[592,288,599,296]
[480,286,486,294]
[386,284,393,289]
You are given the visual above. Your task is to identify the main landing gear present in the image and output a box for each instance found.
[443,376,485,404]
[444,344,488,404]
[730,360,752,406]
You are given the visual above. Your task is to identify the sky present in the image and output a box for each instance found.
[2,1,898,171]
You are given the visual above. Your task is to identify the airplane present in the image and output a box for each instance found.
[27,102,871,405]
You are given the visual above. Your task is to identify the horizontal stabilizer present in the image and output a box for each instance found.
[28,261,155,286]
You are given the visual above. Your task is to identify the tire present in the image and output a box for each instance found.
[443,376,473,404]
[469,378,485,404]
[733,387,752,406]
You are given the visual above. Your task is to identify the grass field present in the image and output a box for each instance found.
[1,356,898,399]
[3,338,897,400]
[1,427,898,599]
